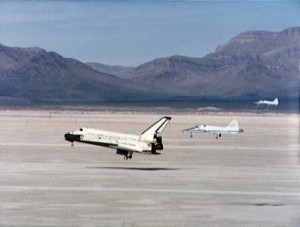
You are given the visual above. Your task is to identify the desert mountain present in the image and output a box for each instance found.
[134,27,299,99]
[90,27,300,100]
[86,63,135,79]
[0,44,159,104]
[0,27,299,105]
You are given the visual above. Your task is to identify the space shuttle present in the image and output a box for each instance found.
[64,116,171,160]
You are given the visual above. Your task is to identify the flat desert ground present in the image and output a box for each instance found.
[0,110,299,227]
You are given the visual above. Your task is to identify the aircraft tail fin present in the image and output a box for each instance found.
[141,116,171,140]
[226,119,239,130]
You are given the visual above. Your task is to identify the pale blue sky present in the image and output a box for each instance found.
[0,1,299,66]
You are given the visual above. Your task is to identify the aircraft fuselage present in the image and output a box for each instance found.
[64,116,171,160]
[65,128,155,153]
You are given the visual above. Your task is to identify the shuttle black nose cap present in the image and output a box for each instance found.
[64,133,74,142]
[65,133,81,142]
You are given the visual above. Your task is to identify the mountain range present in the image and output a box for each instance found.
[0,27,299,107]
[0,44,160,104]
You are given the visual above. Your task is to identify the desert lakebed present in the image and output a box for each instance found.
[0,110,299,226]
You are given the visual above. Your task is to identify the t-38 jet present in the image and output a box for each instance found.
[183,119,243,139]
[64,116,171,160]
[254,98,279,106]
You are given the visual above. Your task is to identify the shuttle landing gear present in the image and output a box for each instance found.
[124,153,133,160]
[71,143,74,147]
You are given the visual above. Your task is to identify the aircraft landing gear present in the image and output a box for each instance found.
[190,133,193,138]
[215,133,221,139]
[71,143,74,147]
[124,153,133,160]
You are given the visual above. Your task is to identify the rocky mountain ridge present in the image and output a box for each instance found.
[89,27,299,100]
[0,27,299,105]
[0,44,160,104]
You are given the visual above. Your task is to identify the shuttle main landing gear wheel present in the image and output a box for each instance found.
[124,153,133,160]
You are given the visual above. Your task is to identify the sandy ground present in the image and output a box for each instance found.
[0,110,299,227]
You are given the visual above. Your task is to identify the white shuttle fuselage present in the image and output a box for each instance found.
[65,116,171,160]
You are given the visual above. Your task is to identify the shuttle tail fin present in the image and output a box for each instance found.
[140,116,171,141]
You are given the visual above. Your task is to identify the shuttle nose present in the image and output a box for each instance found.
[65,132,81,142]
[64,132,74,142]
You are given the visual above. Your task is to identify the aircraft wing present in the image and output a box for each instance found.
[182,126,199,133]
[116,143,160,155]
[117,143,142,153]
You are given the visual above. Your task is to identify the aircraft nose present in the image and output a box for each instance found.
[64,132,74,142]
[239,129,244,133]
[65,132,82,142]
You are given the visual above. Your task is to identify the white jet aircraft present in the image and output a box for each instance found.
[64,116,171,160]
[254,98,279,106]
[183,119,243,139]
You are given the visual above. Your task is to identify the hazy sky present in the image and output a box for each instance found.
[0,1,299,66]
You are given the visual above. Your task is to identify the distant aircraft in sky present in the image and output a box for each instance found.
[254,98,279,106]
[64,116,171,160]
[183,119,243,139]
